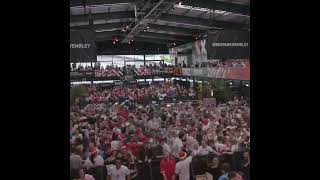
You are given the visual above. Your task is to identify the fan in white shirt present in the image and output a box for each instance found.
[90,148,104,166]
[93,154,104,166]
[215,137,228,155]
[174,151,193,180]
[79,169,95,180]
[107,159,130,180]
[197,140,218,156]
[170,135,184,158]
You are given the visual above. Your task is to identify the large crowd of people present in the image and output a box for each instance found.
[70,82,250,180]
[75,82,196,106]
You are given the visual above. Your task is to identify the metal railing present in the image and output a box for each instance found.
[71,152,247,180]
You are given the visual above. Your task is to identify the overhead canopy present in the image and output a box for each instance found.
[70,0,250,55]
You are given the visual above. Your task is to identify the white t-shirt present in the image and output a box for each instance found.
[108,165,130,180]
[175,156,193,180]
[83,174,95,180]
[231,143,241,152]
[197,146,216,156]
[162,143,171,154]
[94,155,104,166]
[111,140,122,150]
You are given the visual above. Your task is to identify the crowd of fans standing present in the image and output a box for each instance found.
[70,83,250,180]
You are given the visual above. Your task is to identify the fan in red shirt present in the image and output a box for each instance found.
[160,152,176,180]
[125,141,140,157]
[118,106,129,119]
[137,128,148,144]
[93,95,100,103]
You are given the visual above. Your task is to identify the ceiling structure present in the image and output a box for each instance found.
[70,0,250,55]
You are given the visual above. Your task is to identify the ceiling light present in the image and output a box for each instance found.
[245,84,249,87]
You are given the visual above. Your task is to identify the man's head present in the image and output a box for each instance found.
[217,136,224,143]
[228,171,243,180]
[212,156,220,167]
[243,151,250,160]
[79,169,86,178]
[115,158,122,169]
[164,150,170,158]
[221,163,231,174]
[201,140,207,148]
[193,142,199,150]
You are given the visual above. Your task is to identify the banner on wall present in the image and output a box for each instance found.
[192,39,208,64]
[181,66,249,80]
[207,30,249,59]
[207,67,229,79]
[194,40,207,57]
[182,68,191,76]
[169,47,178,57]
[227,67,250,80]
[70,29,97,62]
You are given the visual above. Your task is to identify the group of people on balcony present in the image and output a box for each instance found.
[75,82,195,106]
[176,59,249,69]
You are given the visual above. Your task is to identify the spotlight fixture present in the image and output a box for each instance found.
[128,41,131,44]
[113,41,116,44]
[147,26,150,29]
[143,29,147,32]
[245,84,249,87]
[229,82,233,85]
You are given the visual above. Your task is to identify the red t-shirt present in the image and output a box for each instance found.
[125,142,140,157]
[119,109,129,119]
[160,157,176,180]
[138,134,148,144]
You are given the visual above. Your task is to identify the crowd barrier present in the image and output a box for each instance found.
[95,69,123,77]
[71,152,246,180]
[70,71,93,77]
[180,67,250,80]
